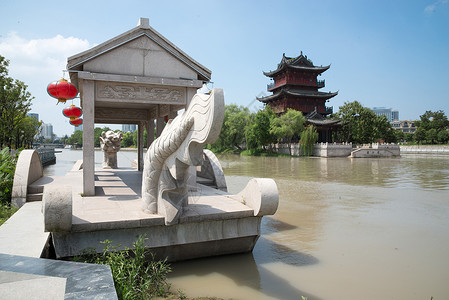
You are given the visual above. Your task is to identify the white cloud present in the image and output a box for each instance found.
[424,0,448,14]
[0,32,92,136]
[0,32,91,77]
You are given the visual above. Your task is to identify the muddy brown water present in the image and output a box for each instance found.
[45,151,449,299]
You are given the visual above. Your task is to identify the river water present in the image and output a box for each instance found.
[45,150,449,299]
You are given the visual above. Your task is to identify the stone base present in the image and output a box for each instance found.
[52,216,261,262]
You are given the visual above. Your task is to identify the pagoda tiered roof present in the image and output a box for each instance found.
[263,52,330,77]
[257,88,338,103]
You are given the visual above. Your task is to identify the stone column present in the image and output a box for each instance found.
[168,110,177,120]
[137,122,144,171]
[146,120,155,148]
[186,87,197,109]
[82,80,95,196]
[156,116,165,138]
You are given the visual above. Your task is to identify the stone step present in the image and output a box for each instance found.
[28,185,44,194]
[27,193,43,202]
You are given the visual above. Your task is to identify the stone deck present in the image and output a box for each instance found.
[67,168,253,232]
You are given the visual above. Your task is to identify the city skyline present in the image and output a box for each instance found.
[1,1,448,137]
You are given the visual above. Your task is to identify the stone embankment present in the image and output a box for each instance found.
[400,145,449,154]
[272,143,403,157]
[271,142,353,157]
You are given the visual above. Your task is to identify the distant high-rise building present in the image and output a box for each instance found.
[122,124,137,133]
[28,113,39,121]
[41,123,53,141]
[372,107,399,122]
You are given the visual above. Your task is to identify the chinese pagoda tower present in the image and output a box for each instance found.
[258,52,341,142]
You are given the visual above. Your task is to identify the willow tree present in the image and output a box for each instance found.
[300,125,318,156]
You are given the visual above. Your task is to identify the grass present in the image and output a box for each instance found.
[0,203,18,225]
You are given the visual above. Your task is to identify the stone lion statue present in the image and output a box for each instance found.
[99,130,123,169]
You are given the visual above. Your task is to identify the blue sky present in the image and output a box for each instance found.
[1,0,448,137]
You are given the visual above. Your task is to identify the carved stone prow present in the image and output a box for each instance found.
[142,88,225,225]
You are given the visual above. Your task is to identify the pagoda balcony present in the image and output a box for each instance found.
[317,80,325,88]
[325,106,333,114]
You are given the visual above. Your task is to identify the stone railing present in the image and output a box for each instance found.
[313,142,352,157]
[271,142,353,157]
[37,148,56,166]
[400,145,449,154]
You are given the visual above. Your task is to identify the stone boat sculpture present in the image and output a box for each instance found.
[35,89,279,261]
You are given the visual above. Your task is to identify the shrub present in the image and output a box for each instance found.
[74,235,171,300]
[0,202,18,225]
[0,147,17,204]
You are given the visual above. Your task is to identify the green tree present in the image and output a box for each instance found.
[334,101,397,144]
[437,130,449,144]
[270,108,305,155]
[211,105,250,152]
[375,115,397,143]
[59,135,69,145]
[404,132,414,143]
[18,115,42,148]
[414,127,426,144]
[426,128,438,144]
[334,101,378,144]
[246,107,276,152]
[415,110,449,131]
[0,55,34,149]
[132,128,147,147]
[121,132,134,147]
[67,130,83,147]
[300,125,318,156]
[415,110,449,144]
[394,130,405,144]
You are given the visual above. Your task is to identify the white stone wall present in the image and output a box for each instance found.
[313,142,353,157]
[350,144,400,158]
[400,145,449,154]
[271,143,353,157]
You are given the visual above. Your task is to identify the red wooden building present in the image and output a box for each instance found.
[258,52,342,142]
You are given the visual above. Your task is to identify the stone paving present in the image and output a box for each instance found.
[0,253,117,299]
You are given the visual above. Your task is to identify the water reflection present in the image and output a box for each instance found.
[170,241,321,300]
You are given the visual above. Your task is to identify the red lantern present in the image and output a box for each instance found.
[63,105,83,121]
[47,79,78,103]
[70,118,83,127]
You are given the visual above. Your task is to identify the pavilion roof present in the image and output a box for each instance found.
[67,18,211,82]
[305,109,342,126]
[263,52,330,77]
